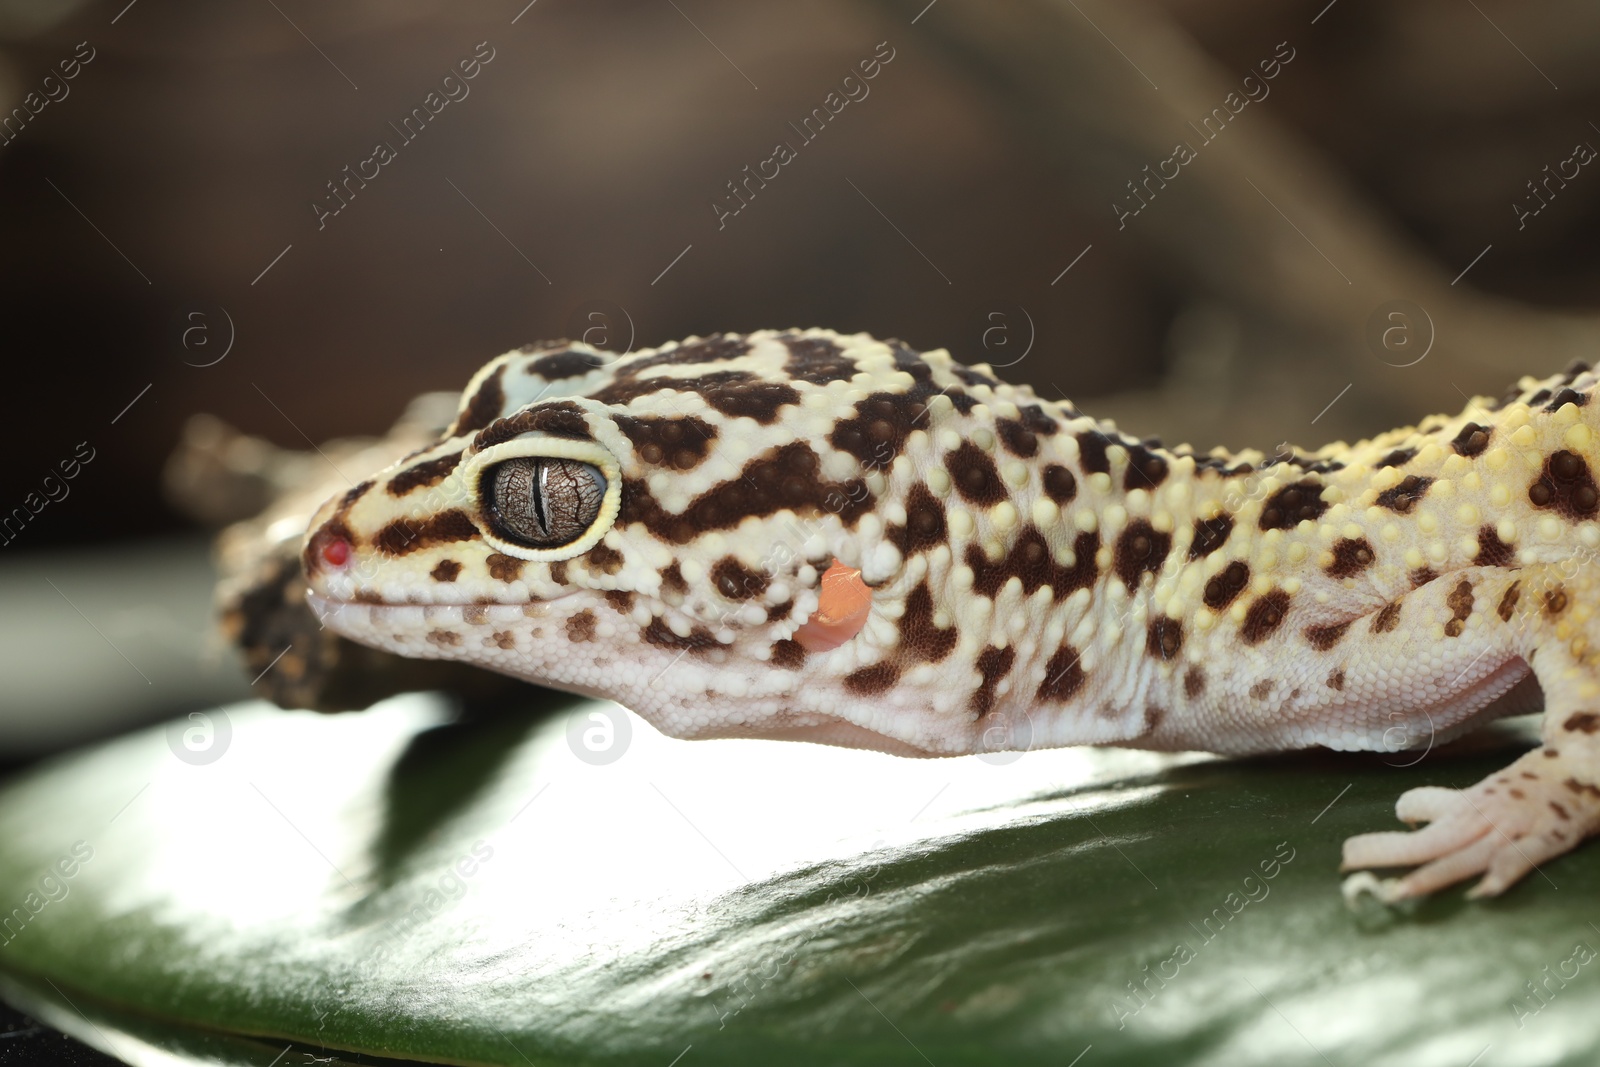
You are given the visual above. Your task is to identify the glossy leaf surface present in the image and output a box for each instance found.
[0,694,1594,1067]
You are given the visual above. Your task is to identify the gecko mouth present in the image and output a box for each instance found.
[306,592,559,633]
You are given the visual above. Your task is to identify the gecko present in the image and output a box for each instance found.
[297,328,1600,901]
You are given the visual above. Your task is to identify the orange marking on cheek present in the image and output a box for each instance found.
[795,562,872,652]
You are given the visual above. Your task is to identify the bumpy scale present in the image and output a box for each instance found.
[301,329,1600,899]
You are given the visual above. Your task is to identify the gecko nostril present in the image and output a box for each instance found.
[321,536,351,567]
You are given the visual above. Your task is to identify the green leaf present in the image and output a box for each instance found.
[0,694,1596,1067]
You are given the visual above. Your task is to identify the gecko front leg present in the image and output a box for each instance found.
[1343,563,1600,899]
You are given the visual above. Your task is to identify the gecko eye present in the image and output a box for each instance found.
[484,458,607,548]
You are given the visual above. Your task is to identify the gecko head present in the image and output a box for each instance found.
[302,395,895,744]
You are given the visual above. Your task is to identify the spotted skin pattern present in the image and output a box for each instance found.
[302,329,1600,899]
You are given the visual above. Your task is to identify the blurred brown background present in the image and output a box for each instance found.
[3,0,1599,550]
[2,0,1600,756]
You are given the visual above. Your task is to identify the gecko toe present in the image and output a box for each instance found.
[1341,812,1487,870]
[1394,786,1468,824]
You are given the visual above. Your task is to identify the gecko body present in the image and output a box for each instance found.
[301,329,1600,898]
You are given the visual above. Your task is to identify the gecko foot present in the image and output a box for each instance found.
[1340,747,1600,900]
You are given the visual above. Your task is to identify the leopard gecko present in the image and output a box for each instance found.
[299,328,1600,900]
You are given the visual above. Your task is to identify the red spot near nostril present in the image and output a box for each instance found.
[321,538,350,567]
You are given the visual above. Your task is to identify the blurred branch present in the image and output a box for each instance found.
[872,0,1600,429]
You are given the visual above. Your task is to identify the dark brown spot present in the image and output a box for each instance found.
[1304,620,1351,651]
[1142,705,1166,734]
[487,553,524,582]
[1146,616,1184,661]
[953,366,1000,388]
[1564,712,1600,734]
[1530,450,1600,520]
[1546,588,1570,615]
[1019,404,1060,436]
[1376,475,1432,513]
[615,335,750,377]
[713,557,769,601]
[830,391,928,468]
[1123,445,1168,491]
[1378,447,1416,468]
[1410,567,1438,588]
[338,479,375,510]
[373,510,479,556]
[781,335,857,385]
[1498,582,1521,621]
[1444,579,1474,638]
[643,616,718,653]
[1184,666,1206,698]
[1327,538,1375,579]
[388,452,462,496]
[1260,480,1327,530]
[971,646,1016,715]
[1372,601,1402,633]
[427,629,461,647]
[1241,590,1291,644]
[770,639,806,669]
[1551,801,1571,820]
[474,401,593,450]
[1188,515,1234,559]
[1075,431,1113,474]
[661,562,688,595]
[1474,524,1515,567]
[886,484,948,557]
[585,542,624,576]
[996,418,1039,458]
[1565,778,1600,799]
[845,662,901,695]
[1042,464,1077,504]
[1327,669,1345,691]
[967,528,1100,601]
[615,414,717,469]
[1545,386,1589,412]
[1203,560,1250,611]
[453,364,507,434]
[491,631,516,650]
[594,371,799,424]
[766,599,795,622]
[621,443,871,544]
[565,610,596,643]
[1114,520,1171,593]
[946,441,1006,506]
[604,589,635,614]
[1037,645,1085,702]
[899,583,957,663]
[527,348,607,380]
[548,561,568,585]
[1249,679,1274,700]
[1509,788,1526,800]
[430,559,462,583]
[1451,423,1491,457]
